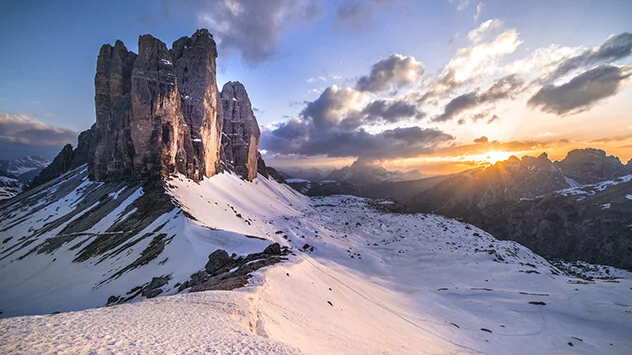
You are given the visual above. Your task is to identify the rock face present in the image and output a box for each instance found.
[91,29,223,182]
[220,82,260,181]
[33,30,269,188]
[172,30,223,179]
[31,145,75,187]
[559,148,629,184]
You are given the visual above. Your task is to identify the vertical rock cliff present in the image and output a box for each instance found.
[220,82,260,181]
[90,29,224,182]
[172,29,223,180]
[38,29,267,185]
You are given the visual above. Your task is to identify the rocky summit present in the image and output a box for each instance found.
[33,29,264,186]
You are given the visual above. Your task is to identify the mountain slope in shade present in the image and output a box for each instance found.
[1,169,631,354]
[469,174,632,269]
[0,174,22,201]
[326,160,424,186]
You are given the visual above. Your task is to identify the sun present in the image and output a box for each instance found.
[475,150,514,164]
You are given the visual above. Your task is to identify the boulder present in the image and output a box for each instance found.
[205,249,233,275]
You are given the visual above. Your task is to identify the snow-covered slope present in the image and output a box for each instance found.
[1,168,631,354]
[0,166,304,318]
[0,175,22,200]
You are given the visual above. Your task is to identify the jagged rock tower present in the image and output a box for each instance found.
[91,29,224,182]
[34,29,266,186]
[220,82,261,181]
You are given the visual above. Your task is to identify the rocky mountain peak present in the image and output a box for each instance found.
[33,29,265,186]
[560,148,628,184]
[220,81,260,181]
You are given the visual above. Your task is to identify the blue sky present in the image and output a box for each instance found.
[1,0,631,173]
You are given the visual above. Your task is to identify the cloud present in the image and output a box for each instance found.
[182,0,323,64]
[262,123,454,160]
[433,75,523,121]
[262,84,452,159]
[473,136,489,144]
[452,0,471,11]
[361,99,424,123]
[474,2,483,21]
[300,85,365,130]
[467,19,502,43]
[356,54,424,92]
[336,0,399,30]
[448,33,459,44]
[546,32,632,82]
[434,29,522,93]
[528,64,631,115]
[0,111,78,147]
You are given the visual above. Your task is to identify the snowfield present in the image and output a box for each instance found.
[1,169,631,354]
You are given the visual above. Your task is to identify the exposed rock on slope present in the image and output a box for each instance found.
[220,81,260,181]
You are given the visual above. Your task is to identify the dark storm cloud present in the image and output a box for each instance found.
[547,32,632,81]
[262,123,454,160]
[361,99,424,123]
[168,0,323,64]
[356,54,424,93]
[528,64,631,115]
[433,75,523,122]
[262,85,452,160]
[0,111,78,147]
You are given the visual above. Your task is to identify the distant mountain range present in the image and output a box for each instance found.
[0,156,50,183]
[281,148,632,269]
[409,148,632,269]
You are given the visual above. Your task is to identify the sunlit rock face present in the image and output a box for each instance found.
[90,29,223,182]
[220,81,260,181]
[172,29,223,180]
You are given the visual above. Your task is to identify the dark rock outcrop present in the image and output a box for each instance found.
[205,249,232,275]
[266,166,286,183]
[31,145,75,187]
[560,148,629,184]
[257,152,269,178]
[71,125,96,169]
[220,81,260,181]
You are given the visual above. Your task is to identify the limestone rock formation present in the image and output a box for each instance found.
[220,81,260,181]
[90,29,223,182]
[36,30,269,186]
[172,29,223,179]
